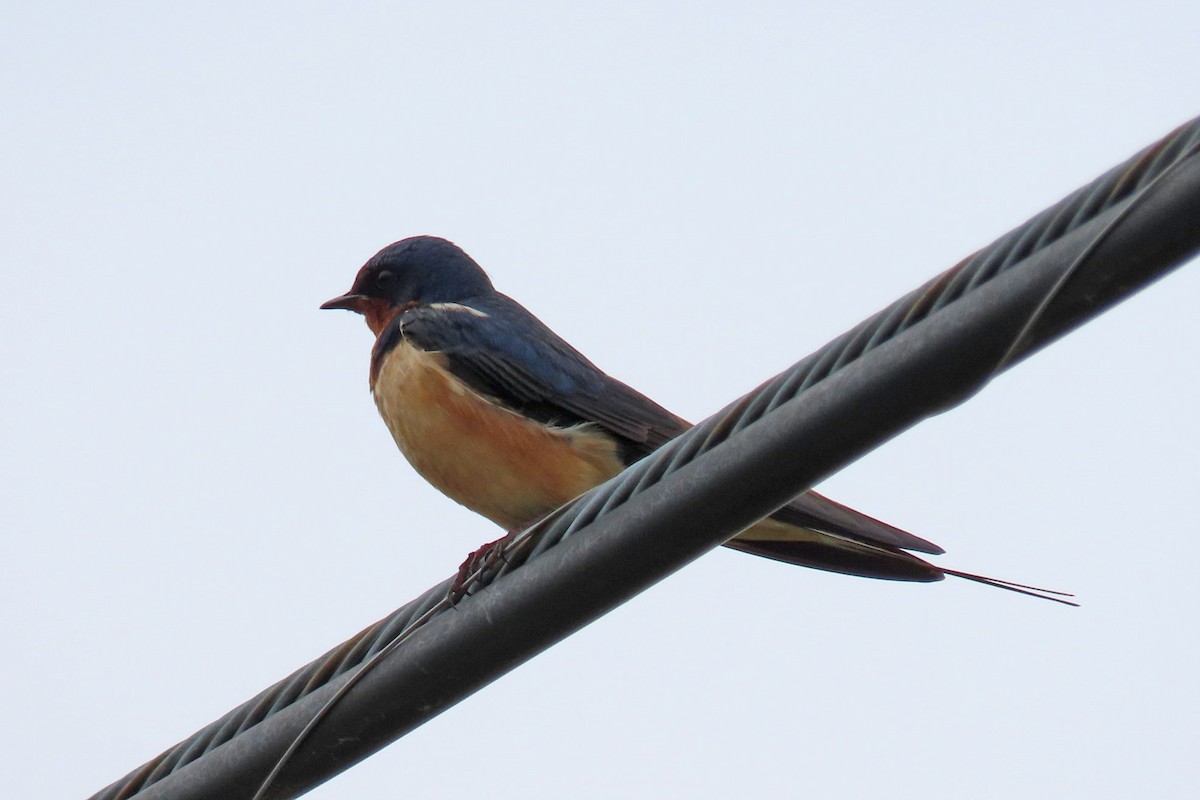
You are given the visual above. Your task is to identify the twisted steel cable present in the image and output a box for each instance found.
[90,117,1200,800]
[502,118,1200,573]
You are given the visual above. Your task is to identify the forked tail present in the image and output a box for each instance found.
[942,568,1078,606]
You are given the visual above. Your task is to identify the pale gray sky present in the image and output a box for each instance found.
[3,3,1199,798]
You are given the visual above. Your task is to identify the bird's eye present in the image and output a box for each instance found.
[375,270,396,288]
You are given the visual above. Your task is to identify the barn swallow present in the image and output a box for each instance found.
[323,236,1073,602]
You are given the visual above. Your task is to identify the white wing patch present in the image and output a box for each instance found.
[427,302,490,318]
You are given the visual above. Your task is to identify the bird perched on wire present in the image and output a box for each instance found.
[322,235,1072,603]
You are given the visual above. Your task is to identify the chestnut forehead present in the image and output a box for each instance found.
[351,261,381,290]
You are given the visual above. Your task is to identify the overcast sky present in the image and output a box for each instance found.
[4,3,1199,799]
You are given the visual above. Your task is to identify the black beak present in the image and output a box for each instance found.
[320,293,369,312]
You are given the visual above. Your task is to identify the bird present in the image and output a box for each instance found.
[322,236,1073,604]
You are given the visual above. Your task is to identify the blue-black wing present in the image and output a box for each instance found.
[385,293,688,458]
[379,293,944,564]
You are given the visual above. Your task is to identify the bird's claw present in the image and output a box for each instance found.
[449,531,519,604]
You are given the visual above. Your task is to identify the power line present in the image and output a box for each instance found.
[90,118,1200,800]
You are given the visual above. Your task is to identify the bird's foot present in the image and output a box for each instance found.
[449,529,521,604]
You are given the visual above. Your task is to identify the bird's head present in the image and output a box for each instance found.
[321,236,494,335]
